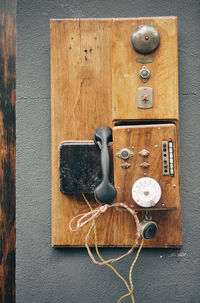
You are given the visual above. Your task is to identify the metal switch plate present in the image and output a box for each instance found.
[138,87,153,109]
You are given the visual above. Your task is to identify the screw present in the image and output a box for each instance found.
[131,146,134,149]
[155,145,158,148]
[144,173,147,176]
[173,184,176,188]
[145,36,149,40]
[162,203,165,208]
[127,128,130,132]
[130,205,134,208]
[116,147,119,150]
[117,186,120,190]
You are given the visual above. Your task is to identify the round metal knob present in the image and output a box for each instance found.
[132,177,161,208]
[139,66,151,82]
[140,220,157,240]
[131,24,160,54]
[116,148,134,160]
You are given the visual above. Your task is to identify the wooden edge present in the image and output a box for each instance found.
[0,0,16,302]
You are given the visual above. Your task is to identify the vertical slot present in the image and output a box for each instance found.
[162,141,169,175]
[168,140,174,176]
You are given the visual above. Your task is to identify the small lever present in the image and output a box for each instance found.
[94,126,117,204]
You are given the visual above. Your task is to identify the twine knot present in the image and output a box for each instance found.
[69,200,141,266]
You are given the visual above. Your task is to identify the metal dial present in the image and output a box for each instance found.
[132,177,161,208]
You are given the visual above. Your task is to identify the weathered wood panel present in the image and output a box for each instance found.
[113,123,182,247]
[0,0,16,302]
[112,17,178,121]
[51,18,182,248]
[51,19,116,247]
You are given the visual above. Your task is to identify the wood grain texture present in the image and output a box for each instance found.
[113,124,180,210]
[0,0,16,302]
[112,17,178,121]
[51,18,182,248]
[51,19,117,246]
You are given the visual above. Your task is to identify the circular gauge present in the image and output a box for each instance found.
[132,177,161,208]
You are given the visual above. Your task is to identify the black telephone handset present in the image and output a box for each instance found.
[94,126,117,204]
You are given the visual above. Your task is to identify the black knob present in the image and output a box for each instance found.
[140,220,157,240]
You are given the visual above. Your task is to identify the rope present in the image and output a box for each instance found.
[82,194,135,303]
[69,194,144,302]
[69,200,141,265]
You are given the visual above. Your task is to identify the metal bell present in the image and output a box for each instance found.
[131,24,160,54]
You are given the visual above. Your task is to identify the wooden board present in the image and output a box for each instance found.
[112,17,178,121]
[113,124,180,210]
[51,19,117,247]
[51,18,182,248]
[0,1,16,302]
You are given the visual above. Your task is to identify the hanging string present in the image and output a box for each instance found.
[69,194,144,302]
[69,199,141,265]
[82,194,135,303]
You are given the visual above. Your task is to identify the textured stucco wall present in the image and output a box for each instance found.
[16,0,200,302]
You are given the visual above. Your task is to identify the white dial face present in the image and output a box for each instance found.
[132,177,161,208]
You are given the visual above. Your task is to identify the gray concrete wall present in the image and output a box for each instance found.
[16,0,200,302]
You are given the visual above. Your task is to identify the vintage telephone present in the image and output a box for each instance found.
[51,17,182,248]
